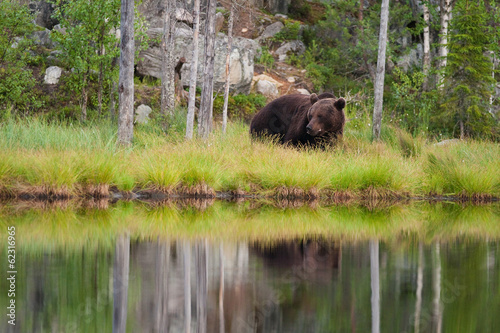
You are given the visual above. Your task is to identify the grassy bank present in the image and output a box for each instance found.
[0,118,499,201]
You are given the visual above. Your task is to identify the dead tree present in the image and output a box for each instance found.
[161,0,176,119]
[198,0,217,139]
[186,0,201,139]
[222,1,235,134]
[372,0,390,141]
[117,0,135,146]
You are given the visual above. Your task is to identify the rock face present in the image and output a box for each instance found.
[28,0,58,29]
[275,40,306,62]
[137,26,260,94]
[253,0,291,14]
[44,66,62,84]
[258,21,284,40]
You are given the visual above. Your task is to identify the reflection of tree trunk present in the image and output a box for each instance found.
[113,234,130,333]
[432,242,442,333]
[414,242,424,333]
[196,240,208,333]
[154,241,170,332]
[185,241,192,333]
[219,243,225,333]
[370,240,380,333]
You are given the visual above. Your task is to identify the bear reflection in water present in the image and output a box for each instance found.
[250,93,346,148]
[251,238,341,279]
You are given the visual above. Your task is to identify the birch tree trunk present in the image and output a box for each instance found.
[161,0,176,118]
[372,0,390,141]
[222,1,235,134]
[422,0,431,91]
[198,0,217,139]
[186,0,201,139]
[438,0,453,89]
[117,0,135,146]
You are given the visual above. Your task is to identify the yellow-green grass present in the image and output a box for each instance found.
[0,118,498,199]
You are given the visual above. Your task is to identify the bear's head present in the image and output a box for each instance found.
[306,93,346,137]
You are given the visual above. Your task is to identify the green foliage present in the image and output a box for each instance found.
[255,46,275,70]
[49,0,148,121]
[436,0,499,139]
[390,68,437,135]
[0,1,39,114]
[288,0,312,21]
[272,20,302,42]
[213,93,266,119]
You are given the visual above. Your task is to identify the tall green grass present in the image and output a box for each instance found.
[0,118,498,199]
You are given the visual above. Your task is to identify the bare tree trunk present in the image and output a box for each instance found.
[186,0,201,139]
[81,69,89,122]
[371,0,390,141]
[117,0,135,146]
[113,234,130,333]
[198,0,217,139]
[222,1,235,134]
[422,0,431,91]
[370,240,380,333]
[438,0,452,89]
[161,0,176,119]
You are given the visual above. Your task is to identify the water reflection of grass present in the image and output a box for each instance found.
[0,119,499,200]
[1,201,499,252]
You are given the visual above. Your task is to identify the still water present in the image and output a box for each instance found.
[0,200,499,333]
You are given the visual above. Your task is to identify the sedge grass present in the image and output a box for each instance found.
[0,118,498,199]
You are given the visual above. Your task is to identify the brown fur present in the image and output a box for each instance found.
[250,93,345,147]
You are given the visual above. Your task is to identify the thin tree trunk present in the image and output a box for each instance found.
[186,0,201,139]
[161,0,176,119]
[117,0,135,146]
[81,69,89,122]
[438,0,452,89]
[222,1,235,134]
[372,0,390,141]
[422,0,431,91]
[198,0,217,139]
[113,234,130,333]
[370,240,380,333]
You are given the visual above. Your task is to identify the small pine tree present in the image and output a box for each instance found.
[435,0,498,139]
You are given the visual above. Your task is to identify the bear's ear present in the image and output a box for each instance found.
[334,98,346,110]
[310,93,319,105]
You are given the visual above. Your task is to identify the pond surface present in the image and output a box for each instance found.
[0,200,499,333]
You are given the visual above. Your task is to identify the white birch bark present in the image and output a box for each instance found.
[438,0,453,89]
[423,1,431,91]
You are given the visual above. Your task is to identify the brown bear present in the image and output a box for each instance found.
[250,92,346,147]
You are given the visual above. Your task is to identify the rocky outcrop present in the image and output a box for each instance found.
[275,40,306,62]
[137,25,260,94]
[44,66,62,84]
